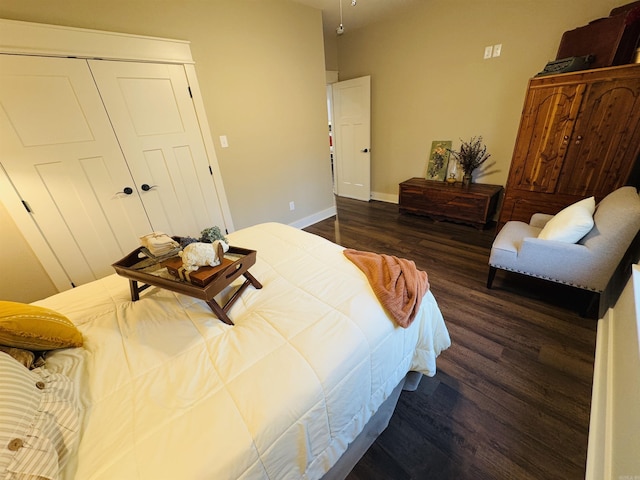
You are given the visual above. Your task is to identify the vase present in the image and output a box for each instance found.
[462,173,472,187]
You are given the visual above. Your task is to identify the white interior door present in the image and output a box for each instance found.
[88,60,227,238]
[332,76,371,201]
[0,55,153,287]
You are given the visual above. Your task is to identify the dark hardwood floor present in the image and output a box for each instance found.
[304,196,597,480]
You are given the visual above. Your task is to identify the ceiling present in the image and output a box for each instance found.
[291,0,419,37]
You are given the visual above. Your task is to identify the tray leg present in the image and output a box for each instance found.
[130,280,140,301]
[243,271,263,289]
[205,299,234,325]
[204,271,262,325]
[206,273,262,325]
[129,280,152,302]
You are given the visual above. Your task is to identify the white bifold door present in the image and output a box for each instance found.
[0,55,229,288]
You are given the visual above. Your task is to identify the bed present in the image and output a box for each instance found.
[0,222,450,480]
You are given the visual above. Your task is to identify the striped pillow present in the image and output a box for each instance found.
[0,352,80,479]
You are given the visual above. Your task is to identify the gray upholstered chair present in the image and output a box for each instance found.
[487,186,640,316]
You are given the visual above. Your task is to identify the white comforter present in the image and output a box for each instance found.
[40,223,450,480]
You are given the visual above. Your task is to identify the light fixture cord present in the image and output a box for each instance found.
[339,0,343,26]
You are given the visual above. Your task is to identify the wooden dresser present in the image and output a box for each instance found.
[499,63,640,228]
[399,178,503,229]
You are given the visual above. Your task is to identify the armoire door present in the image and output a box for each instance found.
[0,54,153,287]
[88,60,227,238]
[556,77,640,197]
[508,83,585,194]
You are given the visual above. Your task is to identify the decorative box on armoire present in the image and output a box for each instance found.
[556,2,640,69]
[498,63,640,229]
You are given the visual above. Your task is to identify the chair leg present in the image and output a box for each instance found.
[487,266,497,289]
[579,291,600,319]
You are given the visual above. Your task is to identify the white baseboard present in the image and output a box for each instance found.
[289,205,337,229]
[371,191,398,204]
[288,193,396,230]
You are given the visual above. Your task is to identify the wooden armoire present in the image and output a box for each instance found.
[498,63,640,228]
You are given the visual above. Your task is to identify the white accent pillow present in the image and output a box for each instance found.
[538,196,596,243]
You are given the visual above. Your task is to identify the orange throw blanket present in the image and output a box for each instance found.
[343,249,429,328]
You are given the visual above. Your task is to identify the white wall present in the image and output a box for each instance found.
[587,265,640,480]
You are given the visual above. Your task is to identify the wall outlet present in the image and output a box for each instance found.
[484,46,493,59]
[289,201,295,211]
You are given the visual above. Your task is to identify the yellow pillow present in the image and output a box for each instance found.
[0,301,83,350]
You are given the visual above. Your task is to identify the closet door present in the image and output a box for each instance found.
[0,55,153,286]
[88,60,227,238]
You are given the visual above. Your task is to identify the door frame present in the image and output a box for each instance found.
[0,19,234,291]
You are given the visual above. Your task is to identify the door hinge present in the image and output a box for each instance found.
[21,200,32,213]
[188,86,193,98]
[209,166,213,175]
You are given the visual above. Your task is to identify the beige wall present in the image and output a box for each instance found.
[0,0,334,301]
[335,0,634,197]
[324,28,339,71]
[0,201,57,302]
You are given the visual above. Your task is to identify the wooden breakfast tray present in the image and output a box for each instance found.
[112,246,262,325]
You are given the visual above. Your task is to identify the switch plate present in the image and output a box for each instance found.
[484,46,493,59]
[493,43,502,57]
[289,201,295,211]
[220,135,229,148]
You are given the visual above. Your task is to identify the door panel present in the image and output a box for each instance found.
[558,79,640,196]
[1,74,94,146]
[509,83,584,193]
[332,76,371,201]
[0,55,153,286]
[88,60,227,238]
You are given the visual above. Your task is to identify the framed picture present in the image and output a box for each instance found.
[426,140,452,181]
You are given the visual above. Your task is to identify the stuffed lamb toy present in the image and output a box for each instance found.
[179,240,229,272]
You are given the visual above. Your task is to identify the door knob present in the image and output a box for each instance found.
[361,148,369,153]
[141,184,157,191]
[117,187,133,195]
